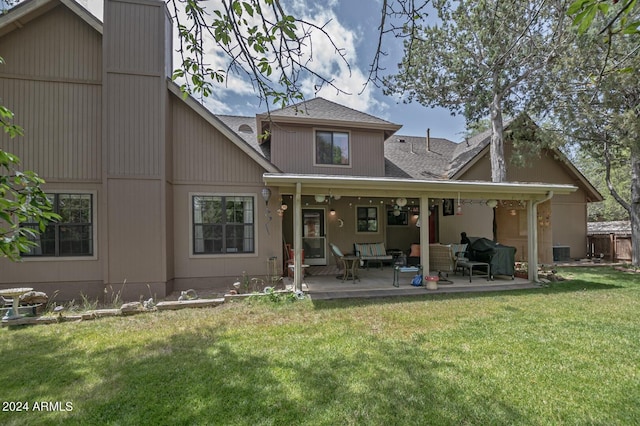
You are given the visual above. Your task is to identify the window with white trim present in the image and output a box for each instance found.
[23,193,94,257]
[315,130,350,165]
[192,195,255,254]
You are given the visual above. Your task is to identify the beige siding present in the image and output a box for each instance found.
[105,73,163,176]
[270,124,386,176]
[0,182,103,300]
[0,5,102,82]
[170,95,280,292]
[439,204,494,245]
[102,0,171,295]
[459,144,590,261]
[0,3,102,181]
[172,184,282,291]
[0,79,102,180]
[552,197,589,258]
[106,179,165,283]
[104,0,166,75]
[461,146,583,187]
[172,98,265,183]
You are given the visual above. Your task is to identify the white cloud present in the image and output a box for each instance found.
[184,0,388,117]
[70,0,389,119]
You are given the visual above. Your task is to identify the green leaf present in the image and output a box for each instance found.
[243,2,254,16]
[567,0,594,15]
[576,6,598,34]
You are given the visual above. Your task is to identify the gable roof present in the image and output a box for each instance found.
[257,97,402,139]
[215,114,272,162]
[384,117,603,202]
[0,0,101,36]
[384,135,458,179]
[443,118,603,201]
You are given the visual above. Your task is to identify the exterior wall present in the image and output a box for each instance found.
[269,124,386,176]
[0,183,104,300]
[438,203,494,245]
[0,4,104,300]
[495,201,554,263]
[283,196,423,267]
[102,0,171,298]
[459,144,590,260]
[0,4,102,180]
[171,96,278,293]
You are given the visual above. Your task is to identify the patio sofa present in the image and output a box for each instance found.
[354,242,393,269]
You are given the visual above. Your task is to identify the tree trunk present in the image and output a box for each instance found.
[631,143,640,266]
[490,92,506,183]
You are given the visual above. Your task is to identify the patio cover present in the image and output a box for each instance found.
[263,173,578,290]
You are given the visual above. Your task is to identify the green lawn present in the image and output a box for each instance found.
[1,267,639,425]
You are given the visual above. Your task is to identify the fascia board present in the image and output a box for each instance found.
[263,173,578,200]
[257,113,402,133]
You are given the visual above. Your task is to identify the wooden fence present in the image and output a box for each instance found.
[587,234,632,262]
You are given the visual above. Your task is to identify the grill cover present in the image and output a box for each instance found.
[467,237,516,277]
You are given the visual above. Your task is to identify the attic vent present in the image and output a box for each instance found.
[397,138,406,143]
[238,124,253,133]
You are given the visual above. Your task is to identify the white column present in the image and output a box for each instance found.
[527,200,539,282]
[293,183,303,291]
[420,195,430,274]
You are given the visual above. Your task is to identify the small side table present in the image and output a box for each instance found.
[342,256,361,283]
[393,265,422,287]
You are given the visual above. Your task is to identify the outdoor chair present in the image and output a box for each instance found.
[450,243,468,273]
[329,243,360,282]
[329,243,346,275]
[428,244,457,284]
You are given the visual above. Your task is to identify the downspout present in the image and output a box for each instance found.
[294,182,303,291]
[528,191,553,283]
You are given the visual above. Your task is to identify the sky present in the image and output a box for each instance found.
[69,0,467,142]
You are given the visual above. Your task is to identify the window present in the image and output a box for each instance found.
[23,193,94,257]
[315,131,349,165]
[356,206,378,233]
[193,195,255,254]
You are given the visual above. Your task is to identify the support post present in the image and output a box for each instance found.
[420,195,430,275]
[293,183,302,291]
[527,200,538,282]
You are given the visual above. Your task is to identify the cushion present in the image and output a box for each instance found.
[451,243,468,259]
[409,243,420,257]
[354,243,365,257]
[370,243,386,256]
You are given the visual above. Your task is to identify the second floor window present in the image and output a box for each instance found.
[315,131,350,166]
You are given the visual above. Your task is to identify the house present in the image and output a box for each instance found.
[0,0,596,300]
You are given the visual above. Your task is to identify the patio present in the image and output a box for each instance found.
[299,265,537,300]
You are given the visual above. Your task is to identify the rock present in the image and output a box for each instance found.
[120,301,144,315]
[89,309,121,317]
[156,298,224,310]
[19,291,48,305]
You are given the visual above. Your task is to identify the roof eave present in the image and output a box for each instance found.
[257,113,402,133]
[263,173,578,200]
[0,0,102,36]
